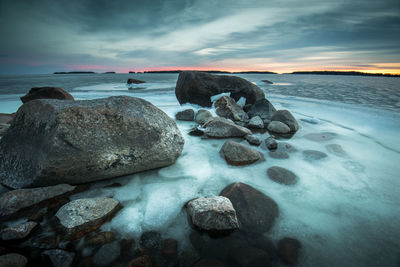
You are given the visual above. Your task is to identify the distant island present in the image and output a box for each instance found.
[103,71,116,74]
[290,71,399,77]
[54,71,96,74]
[143,70,277,74]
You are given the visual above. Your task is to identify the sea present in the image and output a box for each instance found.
[0,73,399,266]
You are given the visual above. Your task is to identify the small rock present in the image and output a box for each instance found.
[261,80,273,84]
[204,118,251,138]
[267,121,291,134]
[220,183,279,234]
[220,141,262,166]
[265,137,277,150]
[127,78,146,84]
[304,132,336,142]
[20,87,74,103]
[0,221,38,241]
[187,196,239,233]
[194,258,228,267]
[195,109,213,125]
[189,126,204,136]
[271,110,299,133]
[277,237,302,265]
[268,151,290,159]
[277,142,297,153]
[248,236,278,261]
[248,116,264,129]
[247,99,276,119]
[325,144,347,157]
[0,184,76,219]
[162,238,178,258]
[303,150,328,161]
[228,246,271,267]
[267,166,298,185]
[92,241,120,266]
[214,96,248,121]
[55,197,121,240]
[126,255,152,267]
[245,134,261,146]
[176,109,194,121]
[42,249,75,267]
[140,231,162,252]
[0,253,28,267]
[84,231,115,246]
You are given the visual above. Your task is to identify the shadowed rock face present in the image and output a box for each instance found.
[204,118,251,138]
[0,96,184,189]
[175,71,265,107]
[214,96,248,122]
[20,87,74,103]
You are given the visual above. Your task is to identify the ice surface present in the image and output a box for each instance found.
[0,74,399,266]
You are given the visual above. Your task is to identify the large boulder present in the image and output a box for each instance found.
[186,196,239,233]
[20,87,74,103]
[204,118,251,138]
[55,197,121,240]
[247,99,276,119]
[214,96,248,121]
[0,96,184,189]
[270,110,299,133]
[220,183,279,234]
[175,71,265,107]
[220,141,262,166]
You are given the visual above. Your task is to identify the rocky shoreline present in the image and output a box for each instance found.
[0,72,307,267]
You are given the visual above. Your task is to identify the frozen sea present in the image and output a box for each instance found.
[0,73,399,266]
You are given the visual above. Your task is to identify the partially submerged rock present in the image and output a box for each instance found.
[84,231,115,246]
[42,249,75,267]
[20,87,74,103]
[267,166,298,185]
[220,183,279,234]
[195,109,213,125]
[271,110,299,133]
[214,96,248,121]
[220,141,261,166]
[277,237,302,265]
[176,109,195,121]
[267,121,291,134]
[187,196,239,233]
[127,78,146,84]
[245,134,261,146]
[0,184,76,219]
[92,241,120,266]
[303,150,328,161]
[204,118,251,138]
[175,71,265,107]
[325,143,347,157]
[247,116,264,129]
[0,96,184,188]
[261,79,273,84]
[55,197,121,240]
[304,132,336,142]
[265,137,277,150]
[247,99,276,119]
[0,221,38,241]
[0,253,28,267]
[227,246,271,267]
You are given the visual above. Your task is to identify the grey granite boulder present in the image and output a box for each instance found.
[245,134,261,146]
[176,109,195,121]
[220,183,279,234]
[175,71,265,107]
[204,118,251,138]
[247,99,276,119]
[195,109,214,125]
[220,141,261,166]
[0,184,76,219]
[267,121,291,134]
[55,197,121,240]
[187,196,239,232]
[271,110,299,133]
[0,221,38,240]
[20,87,74,103]
[214,96,248,121]
[247,116,264,129]
[0,96,184,188]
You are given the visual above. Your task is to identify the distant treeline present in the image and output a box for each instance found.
[142,70,277,74]
[290,71,399,77]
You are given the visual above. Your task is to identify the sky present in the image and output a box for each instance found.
[0,0,399,74]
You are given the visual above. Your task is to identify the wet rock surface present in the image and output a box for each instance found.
[277,237,302,265]
[84,231,115,246]
[42,249,75,267]
[220,183,279,234]
[175,71,265,107]
[0,253,28,267]
[0,221,38,241]
[271,110,299,133]
[204,117,251,138]
[303,150,328,161]
[92,241,120,266]
[248,116,264,129]
[215,95,248,121]
[195,109,213,125]
[176,109,194,121]
[220,140,262,165]
[55,197,121,240]
[268,151,290,159]
[20,87,74,103]
[245,134,262,146]
[187,196,239,233]
[304,132,336,142]
[265,137,277,150]
[267,121,291,134]
[247,99,276,119]
[0,96,184,188]
[326,143,348,157]
[267,166,298,185]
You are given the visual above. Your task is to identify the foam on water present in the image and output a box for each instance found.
[0,76,399,266]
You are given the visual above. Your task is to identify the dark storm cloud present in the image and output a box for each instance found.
[0,0,399,73]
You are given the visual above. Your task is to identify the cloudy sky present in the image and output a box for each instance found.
[0,0,399,74]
